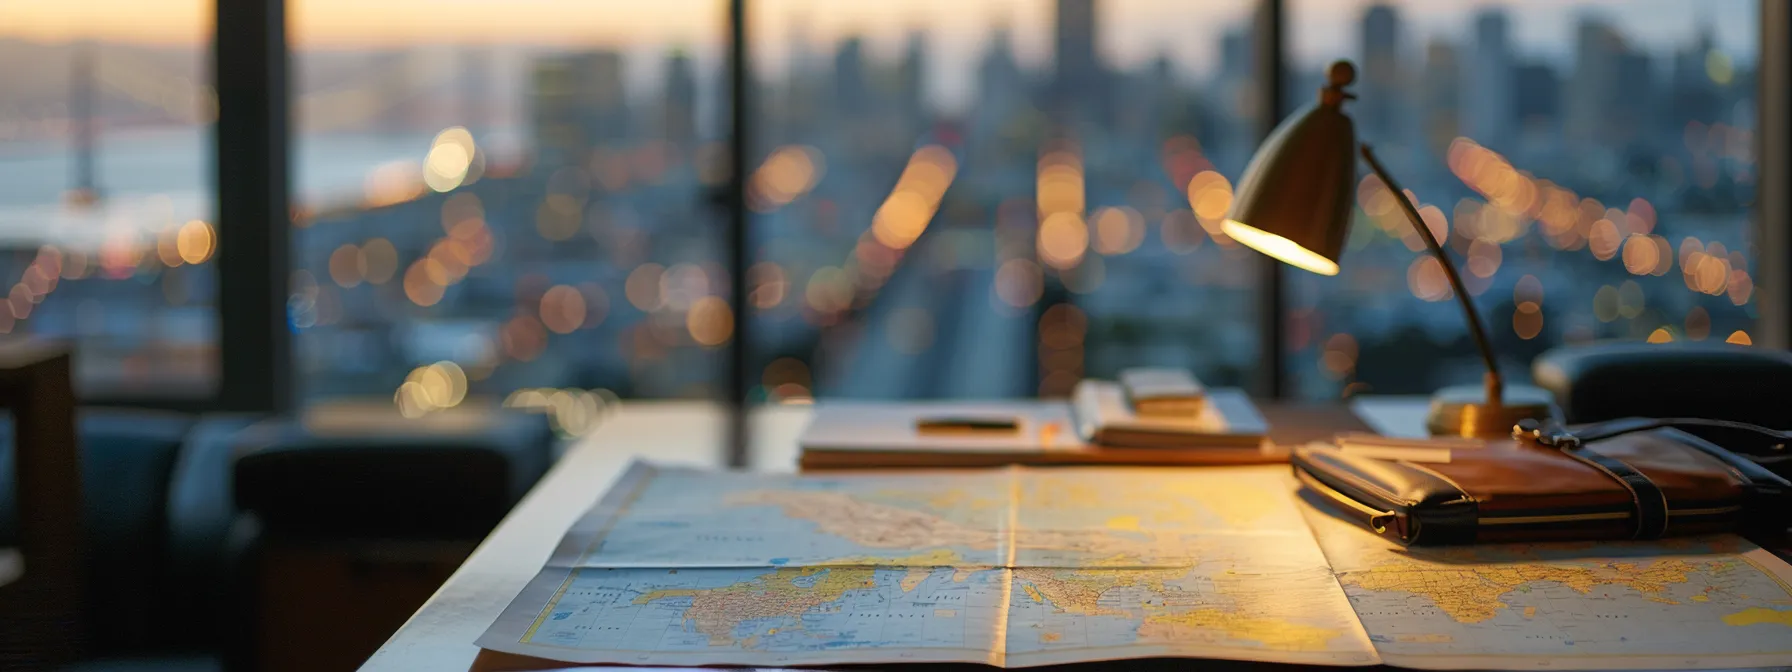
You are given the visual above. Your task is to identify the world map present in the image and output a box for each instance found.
[1302,503,1792,668]
[478,461,1792,669]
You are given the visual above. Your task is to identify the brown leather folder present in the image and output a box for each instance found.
[1294,418,1792,546]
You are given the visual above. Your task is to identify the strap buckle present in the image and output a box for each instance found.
[1513,418,1580,449]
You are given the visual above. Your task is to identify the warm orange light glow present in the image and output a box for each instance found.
[1037,152,1085,215]
[1727,330,1753,346]
[750,145,824,211]
[364,161,425,207]
[403,260,446,307]
[157,225,185,268]
[686,296,733,347]
[1589,218,1620,260]
[1408,257,1452,302]
[1513,303,1543,340]
[424,127,477,192]
[1221,220,1339,276]
[540,285,587,335]
[1037,212,1089,269]
[626,263,666,311]
[1186,171,1233,224]
[1093,206,1145,255]
[176,220,215,264]
[869,146,957,250]
[1647,327,1674,344]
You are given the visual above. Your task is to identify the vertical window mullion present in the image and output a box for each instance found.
[1255,0,1288,398]
[726,0,752,466]
[213,0,293,413]
[1758,0,1791,349]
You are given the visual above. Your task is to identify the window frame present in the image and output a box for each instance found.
[106,0,1784,416]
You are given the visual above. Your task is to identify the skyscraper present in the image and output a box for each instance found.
[898,31,927,131]
[1566,18,1642,150]
[1670,23,1721,133]
[529,50,627,169]
[1358,3,1402,140]
[972,25,1025,146]
[1463,8,1513,150]
[1052,0,1103,122]
[662,49,697,148]
[833,37,868,117]
[1421,40,1460,158]
[1512,60,1561,138]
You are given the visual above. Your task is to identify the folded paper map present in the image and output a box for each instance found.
[477,462,1792,669]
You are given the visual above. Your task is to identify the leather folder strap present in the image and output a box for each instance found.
[1518,418,1792,488]
[1558,447,1670,540]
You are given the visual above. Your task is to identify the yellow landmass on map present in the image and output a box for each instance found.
[1138,608,1342,651]
[1722,607,1792,627]
[901,567,932,592]
[1021,471,1292,531]
[1341,558,1698,623]
[635,566,875,645]
[1012,568,1190,617]
[734,488,1191,562]
[828,548,972,568]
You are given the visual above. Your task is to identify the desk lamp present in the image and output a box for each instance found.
[1221,60,1553,437]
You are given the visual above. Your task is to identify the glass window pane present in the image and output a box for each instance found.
[1286,0,1759,399]
[290,1,728,432]
[0,1,218,395]
[747,0,1261,402]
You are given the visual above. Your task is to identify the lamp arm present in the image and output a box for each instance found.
[1359,144,1504,406]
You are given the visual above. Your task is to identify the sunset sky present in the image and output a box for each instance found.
[0,0,1758,98]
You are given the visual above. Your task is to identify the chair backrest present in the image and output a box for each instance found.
[0,344,84,670]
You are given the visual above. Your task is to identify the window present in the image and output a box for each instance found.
[288,0,729,431]
[746,0,1262,401]
[0,1,218,396]
[1,0,1782,415]
[1285,0,1761,399]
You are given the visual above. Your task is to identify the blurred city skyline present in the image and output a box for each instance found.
[0,0,1757,115]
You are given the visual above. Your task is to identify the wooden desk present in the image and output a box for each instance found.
[359,398,1430,672]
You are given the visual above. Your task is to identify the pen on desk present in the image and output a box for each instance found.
[915,417,1021,435]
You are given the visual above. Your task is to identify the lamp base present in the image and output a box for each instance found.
[1425,384,1556,438]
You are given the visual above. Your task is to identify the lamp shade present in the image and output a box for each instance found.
[1220,62,1359,276]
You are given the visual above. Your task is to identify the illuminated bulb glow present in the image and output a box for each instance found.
[1221,220,1339,276]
